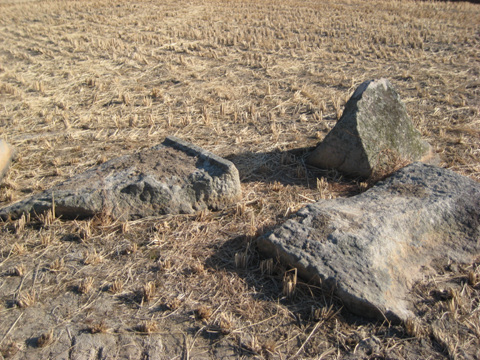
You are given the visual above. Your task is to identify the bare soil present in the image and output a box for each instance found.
[0,0,479,359]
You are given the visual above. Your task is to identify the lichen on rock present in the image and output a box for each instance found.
[308,79,437,178]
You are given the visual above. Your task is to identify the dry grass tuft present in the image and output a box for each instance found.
[242,335,262,355]
[14,213,26,234]
[16,291,36,308]
[316,177,330,199]
[37,208,56,228]
[190,261,205,275]
[135,320,158,334]
[49,258,65,272]
[36,330,54,348]
[87,320,109,334]
[311,303,338,323]
[262,339,278,355]
[166,298,182,311]
[77,222,92,241]
[282,268,297,298]
[157,258,172,272]
[123,242,137,255]
[8,264,26,277]
[195,305,213,321]
[0,0,478,357]
[77,277,94,295]
[468,269,479,287]
[405,318,420,338]
[11,243,26,256]
[109,280,124,294]
[217,313,234,335]
[0,340,20,358]
[369,149,411,184]
[121,221,130,234]
[139,282,156,303]
[260,258,274,275]
[39,231,55,247]
[234,250,248,269]
[82,249,104,265]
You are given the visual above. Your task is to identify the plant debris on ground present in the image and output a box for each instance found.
[0,0,479,358]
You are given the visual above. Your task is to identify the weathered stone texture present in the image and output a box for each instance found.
[0,136,241,221]
[257,163,480,322]
[0,139,13,182]
[307,79,437,178]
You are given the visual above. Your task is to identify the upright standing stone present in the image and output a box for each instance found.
[0,136,241,221]
[0,140,13,182]
[257,163,480,322]
[307,79,436,178]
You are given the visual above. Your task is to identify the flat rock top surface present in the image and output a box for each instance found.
[55,145,198,190]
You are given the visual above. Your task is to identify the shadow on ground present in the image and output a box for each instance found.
[225,146,362,196]
[203,230,414,358]
[200,147,422,357]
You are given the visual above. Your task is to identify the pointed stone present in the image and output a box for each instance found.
[0,136,241,221]
[0,139,13,182]
[307,79,437,178]
[257,163,480,322]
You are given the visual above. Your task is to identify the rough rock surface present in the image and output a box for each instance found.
[0,136,241,221]
[307,79,437,178]
[257,163,480,322]
[0,139,13,182]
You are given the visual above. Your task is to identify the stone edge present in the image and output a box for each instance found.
[0,140,13,182]
[162,136,236,173]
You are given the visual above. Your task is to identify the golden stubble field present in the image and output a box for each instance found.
[0,0,479,358]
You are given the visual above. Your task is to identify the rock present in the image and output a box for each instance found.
[0,136,241,221]
[0,139,13,182]
[257,163,480,322]
[307,79,437,178]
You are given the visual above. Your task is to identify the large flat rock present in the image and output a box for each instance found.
[307,79,437,178]
[0,136,241,221]
[257,163,480,322]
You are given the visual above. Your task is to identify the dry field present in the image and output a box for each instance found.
[0,0,479,358]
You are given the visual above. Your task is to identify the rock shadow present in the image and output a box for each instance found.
[210,147,373,327]
[203,231,411,358]
[225,146,361,194]
[225,146,316,187]
[204,231,383,330]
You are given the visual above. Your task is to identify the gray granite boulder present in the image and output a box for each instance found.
[0,139,13,182]
[0,136,241,221]
[307,79,437,178]
[257,163,480,322]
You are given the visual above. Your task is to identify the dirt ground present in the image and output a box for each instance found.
[0,0,479,359]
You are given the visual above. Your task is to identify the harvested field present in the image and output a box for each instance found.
[0,0,479,358]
